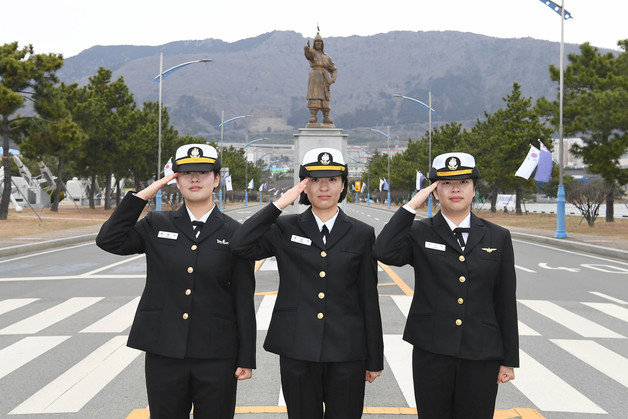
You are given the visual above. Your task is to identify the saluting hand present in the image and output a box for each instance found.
[135,173,178,201]
[275,178,310,210]
[407,181,439,211]
[365,370,382,383]
[235,367,252,381]
[497,366,515,384]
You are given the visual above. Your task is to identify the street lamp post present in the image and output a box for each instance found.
[357,147,371,206]
[368,127,392,209]
[217,113,251,210]
[154,54,212,210]
[393,92,436,216]
[243,137,269,206]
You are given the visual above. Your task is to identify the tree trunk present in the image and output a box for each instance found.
[51,155,63,212]
[134,170,140,190]
[0,116,12,220]
[104,170,112,210]
[89,174,96,209]
[116,179,121,206]
[490,185,498,213]
[605,183,614,222]
[515,183,523,215]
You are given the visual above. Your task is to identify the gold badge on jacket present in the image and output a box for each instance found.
[481,247,497,253]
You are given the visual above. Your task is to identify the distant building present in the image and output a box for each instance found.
[551,138,585,169]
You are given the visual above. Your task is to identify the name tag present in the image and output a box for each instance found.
[291,235,312,246]
[425,241,446,251]
[157,231,178,240]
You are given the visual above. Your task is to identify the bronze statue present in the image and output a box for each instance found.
[304,31,337,126]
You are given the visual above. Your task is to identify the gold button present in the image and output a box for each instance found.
[191,245,197,251]
[183,313,189,320]
[459,276,466,283]
[185,289,191,296]
[317,312,324,319]
[318,292,325,299]
[319,271,326,278]
[459,255,466,262]
[321,251,327,258]
[187,267,194,273]
[458,298,464,304]
[455,319,462,326]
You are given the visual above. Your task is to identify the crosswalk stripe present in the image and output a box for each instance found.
[383,334,415,408]
[588,291,628,305]
[10,335,142,414]
[391,295,412,318]
[551,339,628,388]
[519,300,624,338]
[512,350,606,414]
[0,297,104,335]
[258,257,278,271]
[80,297,141,333]
[581,302,628,323]
[256,295,277,331]
[518,321,540,336]
[0,298,39,316]
[0,336,70,379]
[81,255,144,276]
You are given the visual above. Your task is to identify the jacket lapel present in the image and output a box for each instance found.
[325,208,352,249]
[196,207,225,243]
[298,208,325,250]
[431,211,464,253]
[172,205,197,242]
[464,212,488,255]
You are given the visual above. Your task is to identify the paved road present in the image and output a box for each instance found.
[0,203,626,418]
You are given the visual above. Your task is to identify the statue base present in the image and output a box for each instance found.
[306,122,336,129]
[293,127,348,213]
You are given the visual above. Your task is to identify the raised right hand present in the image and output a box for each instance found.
[407,181,439,210]
[275,178,310,210]
[136,173,178,201]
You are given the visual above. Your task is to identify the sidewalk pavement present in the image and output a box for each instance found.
[2,202,627,260]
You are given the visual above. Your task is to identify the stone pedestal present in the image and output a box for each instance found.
[292,127,348,213]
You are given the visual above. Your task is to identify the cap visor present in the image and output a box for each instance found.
[175,163,215,172]
[306,170,345,178]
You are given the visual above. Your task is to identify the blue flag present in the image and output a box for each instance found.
[534,141,553,183]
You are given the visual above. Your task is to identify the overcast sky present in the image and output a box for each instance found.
[2,0,626,58]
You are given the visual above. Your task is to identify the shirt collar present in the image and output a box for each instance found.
[441,212,471,231]
[312,209,339,232]
[185,204,215,223]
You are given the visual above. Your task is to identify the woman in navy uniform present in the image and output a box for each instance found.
[230,147,383,419]
[373,152,518,419]
[96,144,255,419]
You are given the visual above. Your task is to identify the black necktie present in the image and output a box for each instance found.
[453,227,470,249]
[321,225,329,245]
[192,220,204,237]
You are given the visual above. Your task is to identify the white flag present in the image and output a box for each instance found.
[248,179,254,190]
[515,145,541,179]
[225,175,233,191]
[379,178,384,191]
[416,171,426,190]
[163,158,176,185]
[258,182,264,192]
[360,182,366,193]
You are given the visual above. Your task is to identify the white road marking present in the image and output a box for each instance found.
[515,265,537,273]
[580,263,628,274]
[80,297,141,333]
[582,302,628,323]
[374,217,380,221]
[391,295,412,318]
[0,297,104,335]
[518,321,541,336]
[0,242,94,265]
[512,239,628,266]
[0,274,145,282]
[519,300,624,338]
[259,257,278,271]
[256,295,277,331]
[538,262,580,273]
[0,336,70,379]
[551,339,628,388]
[10,335,142,414]
[81,255,144,276]
[0,298,39,316]
[589,291,628,305]
[278,384,286,406]
[383,334,415,408]
[512,349,606,413]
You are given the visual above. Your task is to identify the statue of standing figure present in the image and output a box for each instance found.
[304,31,337,126]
